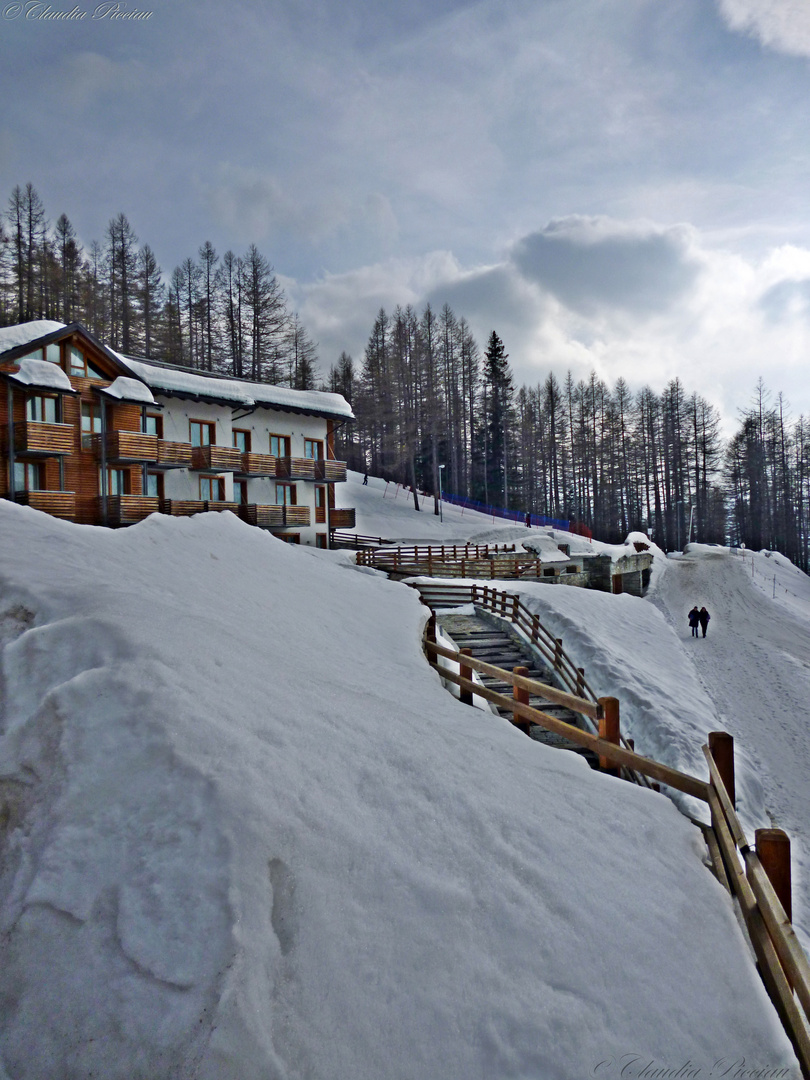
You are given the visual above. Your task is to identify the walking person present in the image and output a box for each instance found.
[699,606,710,638]
[688,606,700,638]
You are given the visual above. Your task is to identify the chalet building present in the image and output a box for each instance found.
[0,321,356,546]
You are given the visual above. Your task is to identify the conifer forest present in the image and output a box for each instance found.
[2,183,809,569]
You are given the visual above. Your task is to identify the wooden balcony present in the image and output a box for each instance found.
[10,421,74,456]
[329,507,356,529]
[12,490,76,518]
[240,504,311,529]
[160,499,206,517]
[314,459,348,483]
[275,456,317,481]
[97,431,159,463]
[204,501,240,514]
[236,452,279,477]
[156,440,193,468]
[104,495,160,525]
[190,445,242,472]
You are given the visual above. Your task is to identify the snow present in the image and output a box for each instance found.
[0,498,801,1078]
[99,375,156,404]
[119,355,354,421]
[4,358,74,393]
[0,321,65,356]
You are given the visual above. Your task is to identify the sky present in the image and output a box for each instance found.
[2,0,810,429]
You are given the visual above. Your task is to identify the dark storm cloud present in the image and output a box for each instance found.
[511,217,701,316]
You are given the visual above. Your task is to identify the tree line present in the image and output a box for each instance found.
[0,183,318,387]
[2,184,808,568]
[330,305,810,571]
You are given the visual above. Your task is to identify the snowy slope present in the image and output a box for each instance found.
[0,504,798,1078]
[649,543,810,953]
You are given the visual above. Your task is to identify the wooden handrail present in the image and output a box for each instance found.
[426,639,709,801]
[703,743,810,1074]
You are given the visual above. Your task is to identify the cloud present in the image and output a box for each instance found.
[717,0,810,58]
[510,216,701,317]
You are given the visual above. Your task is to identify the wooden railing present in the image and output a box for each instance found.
[156,440,193,468]
[240,503,311,528]
[275,456,317,481]
[160,499,206,516]
[12,490,75,518]
[314,459,348,483]
[237,452,278,477]
[357,542,517,573]
[332,530,394,549]
[190,445,242,472]
[11,420,74,455]
[104,495,160,524]
[329,507,356,529]
[419,593,810,1073]
[415,582,598,703]
[96,431,159,463]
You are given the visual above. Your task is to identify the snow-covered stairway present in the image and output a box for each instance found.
[437,608,600,767]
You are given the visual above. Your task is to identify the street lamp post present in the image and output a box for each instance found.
[438,464,445,524]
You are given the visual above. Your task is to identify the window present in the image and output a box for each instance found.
[190,420,216,447]
[275,482,295,506]
[81,402,102,433]
[145,472,164,499]
[316,533,328,549]
[234,479,248,505]
[304,439,323,460]
[269,434,290,457]
[232,429,251,453]
[278,533,300,544]
[200,475,225,501]
[69,346,106,380]
[13,461,43,491]
[100,468,130,496]
[26,394,58,423]
[143,413,163,438]
[18,344,60,364]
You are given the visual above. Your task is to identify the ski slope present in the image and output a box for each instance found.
[650,543,810,952]
[0,501,799,1079]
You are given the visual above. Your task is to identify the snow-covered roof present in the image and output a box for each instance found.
[119,355,354,421]
[3,357,75,393]
[0,320,66,355]
[97,376,156,406]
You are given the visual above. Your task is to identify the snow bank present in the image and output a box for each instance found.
[0,504,798,1078]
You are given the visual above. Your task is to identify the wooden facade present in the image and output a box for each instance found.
[0,322,356,546]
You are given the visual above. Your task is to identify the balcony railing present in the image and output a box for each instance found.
[203,501,240,514]
[190,445,243,472]
[314,459,348,483]
[160,499,206,516]
[240,504,311,529]
[236,452,279,477]
[13,490,76,518]
[275,457,318,481]
[95,431,159,463]
[10,421,74,456]
[156,440,193,468]
[329,507,356,529]
[103,495,160,525]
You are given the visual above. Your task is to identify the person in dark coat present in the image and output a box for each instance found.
[699,606,710,638]
[688,606,700,637]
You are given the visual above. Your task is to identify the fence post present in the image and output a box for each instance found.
[513,666,530,734]
[490,559,495,579]
[554,638,563,669]
[598,696,620,774]
[461,558,466,578]
[708,731,736,808]
[500,591,507,616]
[576,667,585,696]
[512,596,519,622]
[755,828,792,921]
[426,613,436,646]
[428,551,433,577]
[460,649,473,706]
[532,614,540,644]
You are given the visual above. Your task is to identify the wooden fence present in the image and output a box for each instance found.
[419,586,810,1074]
